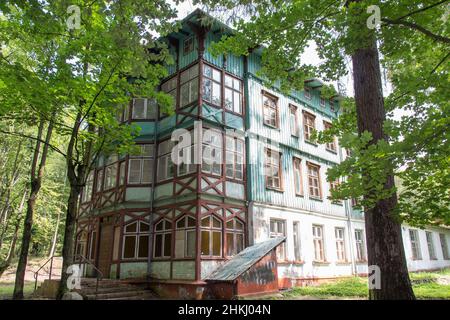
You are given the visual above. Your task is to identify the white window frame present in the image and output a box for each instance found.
[409,229,422,260]
[312,225,325,262]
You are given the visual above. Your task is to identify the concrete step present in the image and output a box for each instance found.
[86,289,154,300]
[75,285,148,295]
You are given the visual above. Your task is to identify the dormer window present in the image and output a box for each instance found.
[320,97,326,107]
[304,87,311,100]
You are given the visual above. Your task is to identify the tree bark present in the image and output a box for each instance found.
[351,40,415,299]
[13,118,53,300]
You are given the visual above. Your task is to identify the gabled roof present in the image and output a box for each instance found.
[205,237,285,281]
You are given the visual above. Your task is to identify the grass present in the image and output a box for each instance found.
[276,269,450,300]
[0,281,36,300]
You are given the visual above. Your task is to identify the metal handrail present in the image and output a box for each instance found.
[75,254,103,296]
[34,256,56,292]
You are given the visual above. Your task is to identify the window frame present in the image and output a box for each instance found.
[426,231,437,260]
[200,215,223,258]
[440,233,450,260]
[183,36,194,55]
[224,73,243,115]
[289,104,299,136]
[264,148,282,191]
[175,215,197,259]
[335,227,346,263]
[225,218,245,257]
[293,157,303,196]
[153,219,172,259]
[269,219,287,261]
[225,135,244,181]
[323,121,337,153]
[409,229,422,260]
[262,91,279,128]
[131,98,157,120]
[201,128,223,177]
[122,220,150,260]
[354,229,366,262]
[202,64,222,108]
[293,221,301,262]
[307,162,322,200]
[128,144,155,185]
[303,110,316,143]
[312,224,325,262]
[304,87,312,100]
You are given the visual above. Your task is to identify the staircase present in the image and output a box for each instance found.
[76,278,157,300]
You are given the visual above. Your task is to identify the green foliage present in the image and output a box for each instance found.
[200,0,450,226]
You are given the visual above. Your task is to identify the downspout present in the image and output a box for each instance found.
[339,145,356,275]
[243,55,254,246]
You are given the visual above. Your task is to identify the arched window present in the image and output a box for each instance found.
[226,218,245,256]
[123,221,150,259]
[154,219,172,258]
[175,216,196,258]
[201,215,222,257]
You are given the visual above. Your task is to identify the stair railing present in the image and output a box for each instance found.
[75,254,103,297]
[33,255,57,292]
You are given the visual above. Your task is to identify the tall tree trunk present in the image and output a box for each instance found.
[56,178,81,299]
[13,118,53,300]
[351,40,415,299]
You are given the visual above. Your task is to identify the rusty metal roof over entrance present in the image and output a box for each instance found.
[205,237,286,281]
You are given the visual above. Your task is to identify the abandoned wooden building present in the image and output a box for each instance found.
[74,9,450,299]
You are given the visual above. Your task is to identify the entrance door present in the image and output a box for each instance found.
[97,220,114,278]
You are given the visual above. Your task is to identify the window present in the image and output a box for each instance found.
[202,129,222,176]
[409,230,422,260]
[157,140,174,182]
[118,162,126,186]
[96,169,103,193]
[104,163,118,190]
[132,98,157,120]
[330,101,336,112]
[226,218,245,256]
[426,232,437,260]
[293,222,301,261]
[123,221,150,259]
[335,228,346,262]
[116,104,129,123]
[175,216,196,258]
[270,219,286,260]
[177,130,196,177]
[154,219,172,258]
[183,37,194,55]
[355,229,366,261]
[180,64,199,108]
[224,74,242,114]
[161,76,177,112]
[289,105,299,136]
[201,215,222,257]
[293,157,303,196]
[439,233,449,260]
[128,144,154,184]
[323,121,337,152]
[312,225,325,261]
[202,64,221,106]
[265,149,282,190]
[307,163,322,199]
[82,171,94,203]
[320,97,325,107]
[225,136,244,180]
[303,111,316,142]
[304,87,311,100]
[262,93,278,128]
[75,231,88,257]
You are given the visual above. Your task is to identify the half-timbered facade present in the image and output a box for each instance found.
[75,9,450,294]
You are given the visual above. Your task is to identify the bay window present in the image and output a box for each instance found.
[157,140,175,182]
[202,64,222,106]
[201,215,222,257]
[202,129,222,176]
[132,98,157,120]
[154,219,172,258]
[128,144,154,184]
[180,64,199,108]
[175,216,196,258]
[82,171,94,203]
[161,76,178,113]
[225,136,244,180]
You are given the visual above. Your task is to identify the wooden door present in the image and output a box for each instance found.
[97,222,114,278]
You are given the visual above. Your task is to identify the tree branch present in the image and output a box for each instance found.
[392,0,449,22]
[382,18,450,44]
